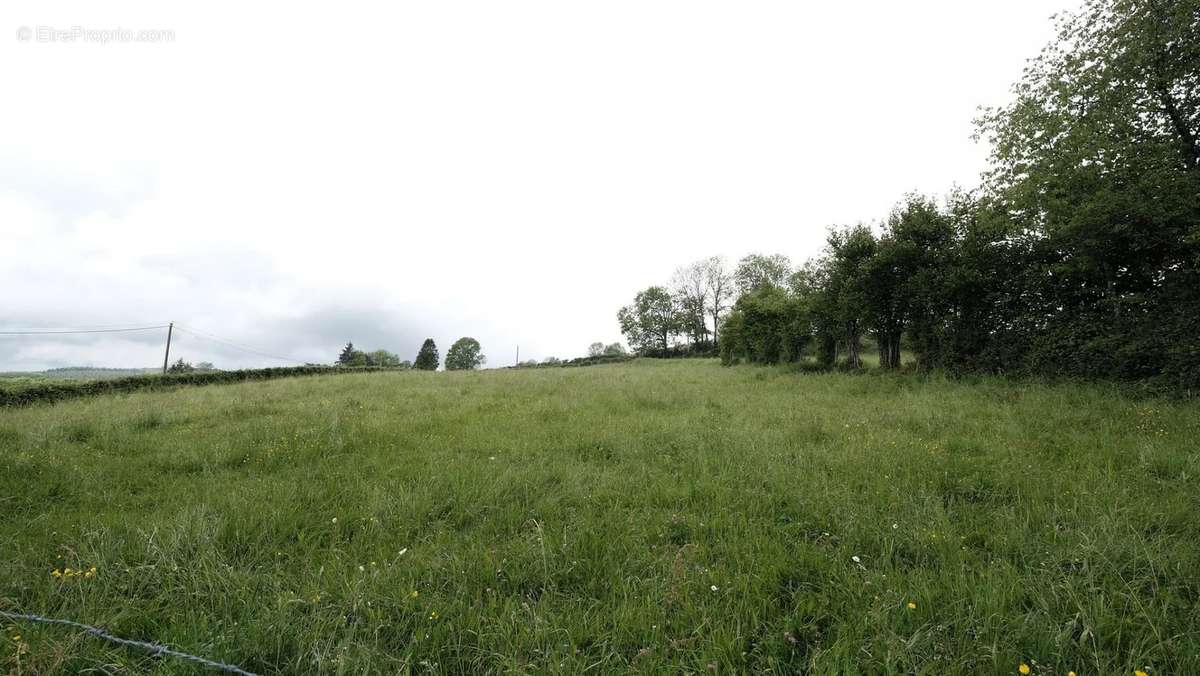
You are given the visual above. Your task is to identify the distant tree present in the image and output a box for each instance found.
[337,342,357,365]
[617,286,679,353]
[414,339,439,371]
[603,342,627,356]
[366,349,403,367]
[397,360,413,370]
[587,342,605,357]
[823,225,878,368]
[541,356,562,365]
[881,194,956,369]
[719,284,809,366]
[734,253,792,295]
[700,256,735,347]
[790,258,838,366]
[196,361,216,371]
[445,337,486,370]
[672,261,711,347]
[166,358,194,374]
[518,359,540,368]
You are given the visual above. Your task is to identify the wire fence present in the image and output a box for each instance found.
[0,610,260,675]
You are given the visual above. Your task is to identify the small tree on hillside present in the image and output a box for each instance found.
[414,339,439,371]
[587,342,605,357]
[446,337,486,370]
[603,342,626,356]
[337,342,357,365]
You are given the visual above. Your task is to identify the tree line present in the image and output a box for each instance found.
[337,337,486,371]
[619,0,1200,390]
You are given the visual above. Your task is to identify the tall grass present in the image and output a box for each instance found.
[1,360,1197,674]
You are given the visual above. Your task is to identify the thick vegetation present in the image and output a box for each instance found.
[337,343,411,369]
[619,0,1200,391]
[1,360,1197,674]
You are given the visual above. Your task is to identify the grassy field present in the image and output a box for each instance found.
[1,360,1198,674]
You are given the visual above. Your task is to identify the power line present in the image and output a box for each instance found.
[0,322,170,330]
[0,321,311,367]
[0,325,169,335]
[173,324,308,364]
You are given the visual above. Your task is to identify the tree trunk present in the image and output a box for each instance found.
[846,333,862,368]
[1155,70,1200,173]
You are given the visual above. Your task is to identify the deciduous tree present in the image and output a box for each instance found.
[734,253,792,295]
[617,286,679,354]
[446,337,486,370]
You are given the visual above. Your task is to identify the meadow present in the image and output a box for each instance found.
[1,359,1198,674]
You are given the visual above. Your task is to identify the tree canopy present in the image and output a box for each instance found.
[445,337,486,371]
[617,286,678,354]
[414,339,439,371]
[625,0,1200,390]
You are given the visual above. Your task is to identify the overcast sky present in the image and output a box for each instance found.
[1,1,1073,370]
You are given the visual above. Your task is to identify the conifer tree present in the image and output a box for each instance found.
[414,339,439,371]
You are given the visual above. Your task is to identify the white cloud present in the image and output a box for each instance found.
[0,0,1071,369]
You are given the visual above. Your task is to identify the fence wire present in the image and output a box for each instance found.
[0,610,261,675]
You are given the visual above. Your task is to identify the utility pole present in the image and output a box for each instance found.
[162,322,174,374]
[515,344,519,367]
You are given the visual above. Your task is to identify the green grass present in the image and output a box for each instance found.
[1,360,1198,674]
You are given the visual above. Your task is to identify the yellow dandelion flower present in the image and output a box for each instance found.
[1068,672,1076,676]
[1135,671,1148,676]
[429,611,438,620]
[410,590,419,599]
[1018,664,1030,675]
[11,635,20,642]
[906,602,916,610]
[51,569,62,578]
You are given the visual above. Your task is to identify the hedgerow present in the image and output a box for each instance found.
[0,366,395,407]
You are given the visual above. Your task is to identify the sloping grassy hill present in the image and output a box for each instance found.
[2,360,1198,674]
